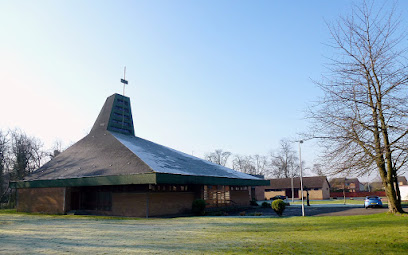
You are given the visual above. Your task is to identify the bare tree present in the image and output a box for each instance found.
[49,139,65,159]
[270,139,300,178]
[312,163,324,176]
[10,130,46,180]
[205,149,231,166]
[253,154,269,176]
[0,130,8,198]
[232,154,256,174]
[310,1,408,213]
[30,137,47,170]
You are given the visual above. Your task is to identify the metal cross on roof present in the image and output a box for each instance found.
[121,66,128,96]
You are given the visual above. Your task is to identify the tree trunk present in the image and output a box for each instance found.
[377,97,405,213]
[384,180,404,213]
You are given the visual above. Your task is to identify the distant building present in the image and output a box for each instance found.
[368,176,407,191]
[330,178,362,192]
[360,182,371,192]
[11,93,267,217]
[397,176,407,186]
[400,185,408,201]
[255,176,331,200]
[370,181,384,191]
[397,176,408,201]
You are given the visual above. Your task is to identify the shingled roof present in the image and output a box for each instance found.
[14,94,267,188]
[268,176,329,189]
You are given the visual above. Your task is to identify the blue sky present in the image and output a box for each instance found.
[1,1,407,180]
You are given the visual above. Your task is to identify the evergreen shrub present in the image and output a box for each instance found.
[192,199,206,216]
[271,199,286,216]
[250,198,259,206]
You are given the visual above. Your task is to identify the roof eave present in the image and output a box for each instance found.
[156,173,269,186]
[11,173,157,188]
[11,173,269,188]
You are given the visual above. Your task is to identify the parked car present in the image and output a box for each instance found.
[271,195,286,201]
[364,196,383,209]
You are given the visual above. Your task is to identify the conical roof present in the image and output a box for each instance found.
[16,94,267,188]
[91,94,135,136]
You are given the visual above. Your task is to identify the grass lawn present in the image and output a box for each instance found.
[0,210,407,254]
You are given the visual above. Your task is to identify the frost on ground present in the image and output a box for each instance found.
[0,215,234,254]
[1,213,407,254]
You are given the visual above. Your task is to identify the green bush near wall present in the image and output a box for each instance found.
[192,199,206,216]
[271,199,286,216]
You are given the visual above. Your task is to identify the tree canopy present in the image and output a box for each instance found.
[310,1,408,213]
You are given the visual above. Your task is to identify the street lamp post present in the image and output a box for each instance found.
[299,140,305,217]
[291,176,294,203]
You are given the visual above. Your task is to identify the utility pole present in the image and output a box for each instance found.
[343,178,346,205]
[299,140,305,217]
[291,176,294,203]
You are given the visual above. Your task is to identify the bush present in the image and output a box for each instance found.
[250,198,259,206]
[192,199,206,216]
[271,199,286,216]
[261,201,269,208]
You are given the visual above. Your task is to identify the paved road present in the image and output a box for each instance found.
[228,204,391,217]
[285,204,389,217]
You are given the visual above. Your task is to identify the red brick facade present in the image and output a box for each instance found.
[111,192,195,217]
[17,187,66,214]
[230,190,250,206]
[16,185,251,217]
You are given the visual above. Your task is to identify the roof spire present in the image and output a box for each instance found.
[91,94,135,136]
[120,66,128,96]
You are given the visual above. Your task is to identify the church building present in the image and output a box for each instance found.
[11,93,267,217]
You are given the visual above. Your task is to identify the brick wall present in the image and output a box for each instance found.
[264,191,286,200]
[112,192,195,217]
[112,193,147,217]
[321,181,330,199]
[17,187,66,214]
[17,187,246,217]
[230,190,250,206]
[149,192,195,216]
[299,189,324,200]
[254,186,267,201]
[299,182,330,200]
[264,189,329,200]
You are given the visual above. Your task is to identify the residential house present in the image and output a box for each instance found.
[330,178,362,192]
[397,176,407,186]
[256,176,330,200]
[369,176,407,191]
